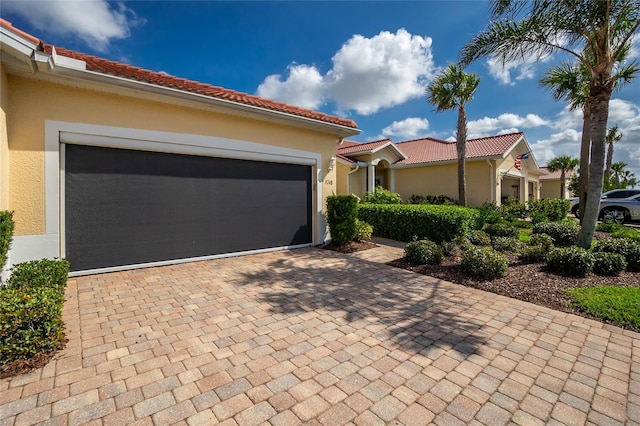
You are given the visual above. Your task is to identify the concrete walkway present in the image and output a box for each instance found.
[1,241,639,425]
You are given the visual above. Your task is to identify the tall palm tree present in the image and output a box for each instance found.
[611,161,628,187]
[547,156,580,199]
[627,176,638,188]
[460,0,640,248]
[426,64,481,206]
[605,125,623,184]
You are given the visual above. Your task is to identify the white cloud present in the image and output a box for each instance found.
[256,29,435,115]
[2,0,144,52]
[467,113,549,137]
[486,54,552,85]
[530,129,582,166]
[381,117,429,139]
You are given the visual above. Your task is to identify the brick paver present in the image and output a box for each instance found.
[1,240,639,425]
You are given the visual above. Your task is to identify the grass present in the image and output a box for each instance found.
[567,286,640,329]
[518,228,532,243]
[596,221,640,241]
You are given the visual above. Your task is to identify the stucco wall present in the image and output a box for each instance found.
[6,75,339,236]
[540,180,562,199]
[393,161,492,206]
[336,162,351,195]
[0,63,8,210]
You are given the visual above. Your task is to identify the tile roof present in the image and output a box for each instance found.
[396,132,524,165]
[539,167,571,180]
[337,139,393,155]
[1,19,357,130]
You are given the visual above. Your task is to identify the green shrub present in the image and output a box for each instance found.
[592,239,640,271]
[519,246,549,263]
[509,219,534,229]
[568,286,640,329]
[0,211,14,272]
[357,203,479,244]
[485,223,519,239]
[611,226,640,242]
[546,247,594,277]
[408,194,457,205]
[528,199,570,222]
[1,259,69,364]
[533,221,580,247]
[596,221,618,233]
[466,230,491,246]
[529,233,554,250]
[327,195,358,245]
[593,252,627,276]
[461,246,508,280]
[360,186,402,204]
[476,203,503,226]
[440,241,460,257]
[501,198,528,220]
[404,239,443,265]
[491,236,521,253]
[354,219,373,241]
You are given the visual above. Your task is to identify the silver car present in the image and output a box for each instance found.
[570,189,640,218]
[598,193,640,224]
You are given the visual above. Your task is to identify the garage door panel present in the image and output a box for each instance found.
[65,144,312,272]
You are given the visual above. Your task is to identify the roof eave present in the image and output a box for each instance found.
[392,155,503,168]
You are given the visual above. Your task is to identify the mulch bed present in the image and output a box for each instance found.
[0,338,67,379]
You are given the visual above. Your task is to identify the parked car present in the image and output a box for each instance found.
[570,189,640,218]
[598,194,640,224]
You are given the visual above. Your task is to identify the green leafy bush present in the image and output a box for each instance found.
[0,211,14,272]
[568,286,640,329]
[360,186,402,204]
[592,239,640,271]
[545,246,594,277]
[476,203,503,226]
[408,194,457,205]
[533,221,580,247]
[327,195,358,245]
[593,252,627,276]
[528,233,554,251]
[440,241,460,257]
[595,221,618,233]
[461,246,508,280]
[528,199,570,222]
[491,236,521,253]
[485,223,519,239]
[354,219,373,241]
[404,239,443,265]
[466,230,491,246]
[519,246,549,263]
[357,203,479,244]
[509,219,534,229]
[500,198,528,220]
[1,259,69,364]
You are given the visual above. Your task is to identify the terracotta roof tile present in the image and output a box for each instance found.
[1,19,357,130]
[396,132,523,165]
[539,167,570,180]
[337,139,393,155]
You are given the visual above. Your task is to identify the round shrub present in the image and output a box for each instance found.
[519,246,549,263]
[354,219,373,241]
[466,230,491,246]
[545,246,594,277]
[593,252,627,276]
[491,236,521,253]
[461,246,508,280]
[592,239,640,271]
[404,239,443,265]
[440,241,460,257]
[528,233,554,251]
[533,221,579,247]
[485,223,519,239]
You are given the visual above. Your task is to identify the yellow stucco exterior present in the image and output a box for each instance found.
[4,75,340,236]
[0,62,9,210]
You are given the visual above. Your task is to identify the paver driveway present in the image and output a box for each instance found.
[1,243,639,425]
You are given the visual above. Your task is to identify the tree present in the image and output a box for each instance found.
[460,0,640,248]
[627,176,638,188]
[610,161,628,187]
[547,156,580,199]
[426,64,481,206]
[605,125,623,183]
[621,170,635,187]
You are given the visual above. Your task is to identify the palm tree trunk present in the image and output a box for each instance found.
[578,88,611,249]
[578,106,591,225]
[605,141,613,186]
[457,106,467,206]
[560,170,566,199]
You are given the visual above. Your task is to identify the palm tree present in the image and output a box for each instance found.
[605,125,623,184]
[547,156,580,199]
[621,170,635,188]
[460,0,640,248]
[627,176,638,188]
[426,64,481,206]
[611,161,628,187]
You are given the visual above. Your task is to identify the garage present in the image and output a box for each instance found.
[64,144,313,273]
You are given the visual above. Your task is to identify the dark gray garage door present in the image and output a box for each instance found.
[65,144,312,272]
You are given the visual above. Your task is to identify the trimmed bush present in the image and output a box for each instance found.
[485,223,519,239]
[593,252,627,276]
[327,195,358,245]
[491,236,521,253]
[0,211,14,272]
[360,186,402,204]
[357,203,480,244]
[1,259,69,364]
[533,221,580,247]
[592,239,640,271]
[408,194,457,205]
[476,203,502,226]
[440,241,460,257]
[466,230,491,246]
[500,198,528,220]
[354,219,373,241]
[461,246,508,280]
[546,246,594,277]
[519,246,549,263]
[404,239,443,265]
[528,199,570,222]
[528,233,554,251]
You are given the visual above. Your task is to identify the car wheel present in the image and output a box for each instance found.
[601,208,628,225]
[572,207,580,218]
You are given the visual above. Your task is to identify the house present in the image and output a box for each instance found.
[539,167,574,199]
[0,20,360,276]
[337,132,545,206]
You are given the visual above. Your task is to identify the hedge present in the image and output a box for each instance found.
[326,195,358,245]
[357,203,480,243]
[0,211,14,272]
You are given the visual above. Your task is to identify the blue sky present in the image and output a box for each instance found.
[3,1,640,177]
